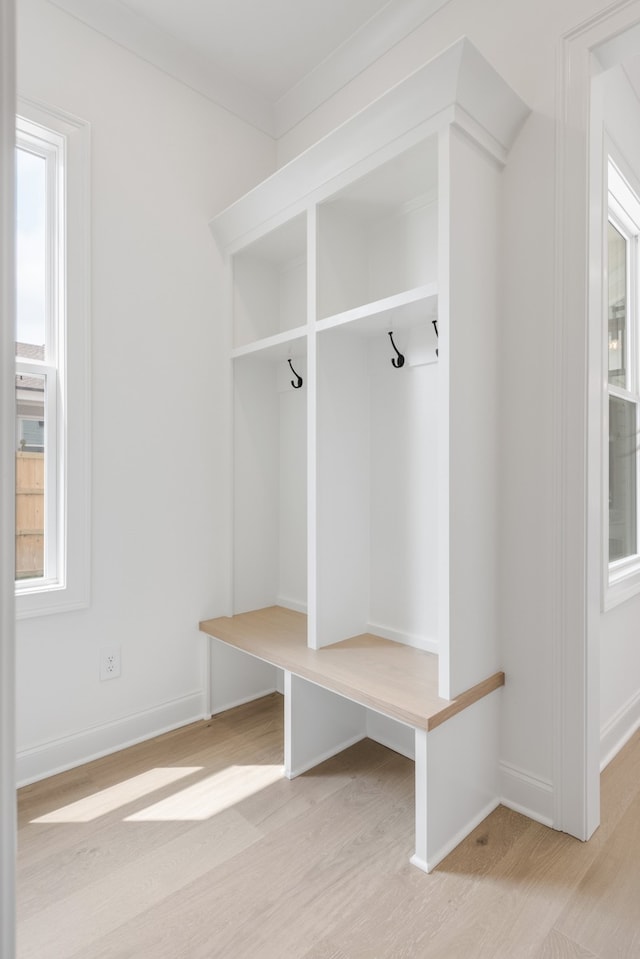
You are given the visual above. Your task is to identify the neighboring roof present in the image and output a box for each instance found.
[16,342,45,361]
[16,343,46,394]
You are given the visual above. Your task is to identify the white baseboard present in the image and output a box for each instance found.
[411,797,502,873]
[366,620,438,654]
[366,712,415,760]
[600,688,640,771]
[285,732,366,779]
[499,760,554,828]
[17,692,205,787]
[276,595,307,614]
[210,687,278,716]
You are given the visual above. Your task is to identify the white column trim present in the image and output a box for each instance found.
[0,0,16,952]
[554,0,640,840]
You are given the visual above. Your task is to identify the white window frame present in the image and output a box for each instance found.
[15,99,90,618]
[15,119,63,588]
[604,154,640,609]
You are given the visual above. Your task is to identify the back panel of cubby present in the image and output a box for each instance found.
[233,254,306,347]
[315,326,438,649]
[368,334,439,651]
[317,199,438,320]
[317,138,439,320]
[233,355,307,614]
[232,215,307,347]
[278,368,307,611]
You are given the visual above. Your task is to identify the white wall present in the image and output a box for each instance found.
[15,0,276,783]
[277,0,638,823]
[600,64,640,767]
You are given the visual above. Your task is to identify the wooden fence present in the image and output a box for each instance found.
[16,451,44,580]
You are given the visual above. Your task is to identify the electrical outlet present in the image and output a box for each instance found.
[99,646,121,681]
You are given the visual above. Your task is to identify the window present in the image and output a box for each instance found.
[15,100,90,618]
[606,157,640,606]
[15,118,63,585]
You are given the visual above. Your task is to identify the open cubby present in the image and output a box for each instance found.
[232,213,307,349]
[232,340,307,617]
[317,136,438,321]
[315,320,439,651]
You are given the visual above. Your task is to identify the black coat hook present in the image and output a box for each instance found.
[388,331,405,368]
[432,319,439,357]
[288,358,303,389]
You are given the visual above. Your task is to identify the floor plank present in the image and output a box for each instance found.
[553,791,640,959]
[16,698,640,959]
[532,929,600,959]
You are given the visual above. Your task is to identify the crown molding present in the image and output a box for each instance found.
[46,0,455,139]
[274,0,454,137]
[210,37,530,252]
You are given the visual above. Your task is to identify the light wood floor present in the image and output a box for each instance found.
[16,694,640,959]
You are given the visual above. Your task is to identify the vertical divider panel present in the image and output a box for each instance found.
[411,728,429,872]
[316,329,370,647]
[447,127,502,698]
[307,205,318,649]
[437,128,452,699]
[224,253,235,617]
[412,692,502,873]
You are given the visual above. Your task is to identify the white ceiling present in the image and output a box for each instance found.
[118,0,390,101]
[47,0,453,137]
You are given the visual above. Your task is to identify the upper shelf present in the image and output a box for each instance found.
[209,37,530,253]
[316,285,438,336]
[231,326,307,361]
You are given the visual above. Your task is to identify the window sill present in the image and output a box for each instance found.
[604,561,640,611]
[16,580,89,620]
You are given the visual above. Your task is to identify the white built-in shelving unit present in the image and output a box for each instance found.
[201,37,529,872]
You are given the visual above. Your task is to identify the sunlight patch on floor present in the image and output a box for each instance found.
[124,764,284,821]
[31,767,203,823]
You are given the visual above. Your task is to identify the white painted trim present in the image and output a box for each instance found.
[209,687,278,717]
[16,692,206,787]
[210,39,529,252]
[15,97,92,620]
[604,568,640,609]
[275,594,308,614]
[0,0,16,952]
[46,0,457,139]
[603,145,640,610]
[284,731,366,779]
[316,285,438,336]
[555,10,605,843]
[306,204,318,650]
[600,687,640,770]
[274,0,454,137]
[365,620,438,654]
[499,761,555,828]
[410,798,501,874]
[555,0,640,843]
[231,325,308,360]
